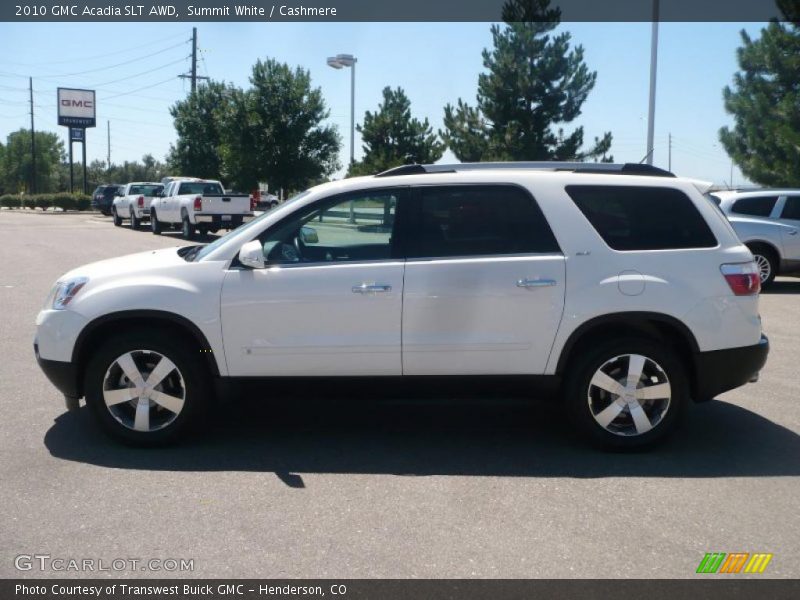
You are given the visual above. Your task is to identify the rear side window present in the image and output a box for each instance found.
[781,196,800,220]
[404,185,560,258]
[566,185,717,251]
[731,196,778,217]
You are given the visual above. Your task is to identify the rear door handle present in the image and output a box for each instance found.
[789,229,798,236]
[352,283,392,294]
[517,278,557,288]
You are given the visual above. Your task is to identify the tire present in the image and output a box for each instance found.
[181,213,195,240]
[563,337,687,450]
[130,207,141,230]
[150,210,162,235]
[112,207,121,227]
[84,329,211,446]
[748,244,778,287]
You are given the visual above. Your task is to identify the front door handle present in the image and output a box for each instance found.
[517,278,557,288]
[352,283,392,294]
[789,229,798,236]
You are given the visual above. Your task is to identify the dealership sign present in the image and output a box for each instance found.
[57,88,96,128]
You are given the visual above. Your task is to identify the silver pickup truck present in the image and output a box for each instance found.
[150,178,253,239]
[710,189,800,286]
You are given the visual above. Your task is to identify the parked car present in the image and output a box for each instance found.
[35,162,768,449]
[111,182,163,229]
[150,178,253,239]
[709,189,800,286]
[91,184,122,216]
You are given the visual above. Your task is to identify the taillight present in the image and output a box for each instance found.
[137,195,144,207]
[194,196,202,211]
[721,262,761,296]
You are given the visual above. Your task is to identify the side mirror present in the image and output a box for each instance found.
[300,226,319,244]
[238,240,266,269]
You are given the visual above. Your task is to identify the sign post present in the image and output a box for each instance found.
[57,88,95,194]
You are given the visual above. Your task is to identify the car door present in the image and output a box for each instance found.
[220,188,408,377]
[777,195,800,260]
[401,184,566,375]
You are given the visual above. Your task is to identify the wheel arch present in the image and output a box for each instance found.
[72,310,220,397]
[555,312,701,397]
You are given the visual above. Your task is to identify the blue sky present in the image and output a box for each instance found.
[0,21,764,186]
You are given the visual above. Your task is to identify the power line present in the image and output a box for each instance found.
[102,75,181,101]
[47,41,190,77]
[3,36,192,67]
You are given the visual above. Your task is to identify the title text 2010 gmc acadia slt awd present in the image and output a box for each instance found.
[34,163,769,449]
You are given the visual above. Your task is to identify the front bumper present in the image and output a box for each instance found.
[35,343,81,400]
[694,334,769,401]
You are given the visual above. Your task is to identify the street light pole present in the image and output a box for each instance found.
[327,53,357,166]
[646,0,659,166]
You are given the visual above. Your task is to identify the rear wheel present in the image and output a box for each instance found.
[748,244,777,287]
[112,207,121,227]
[181,214,195,240]
[150,210,161,235]
[564,337,687,450]
[84,330,211,445]
[130,208,141,230]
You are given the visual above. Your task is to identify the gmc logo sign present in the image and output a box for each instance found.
[61,99,93,108]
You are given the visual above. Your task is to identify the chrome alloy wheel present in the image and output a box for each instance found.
[102,350,186,432]
[587,353,671,437]
[753,254,772,284]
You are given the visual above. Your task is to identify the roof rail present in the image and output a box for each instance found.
[375,162,676,178]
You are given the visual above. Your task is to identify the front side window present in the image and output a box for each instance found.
[781,196,800,220]
[259,189,401,265]
[731,196,778,217]
[404,185,560,258]
[566,185,717,251]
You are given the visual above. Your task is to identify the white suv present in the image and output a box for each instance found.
[34,163,769,449]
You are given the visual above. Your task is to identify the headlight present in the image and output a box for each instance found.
[51,277,89,310]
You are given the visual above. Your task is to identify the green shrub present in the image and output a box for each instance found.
[75,196,91,211]
[34,195,52,211]
[51,194,77,211]
[0,195,20,209]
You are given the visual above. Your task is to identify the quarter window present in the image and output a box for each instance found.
[731,196,778,217]
[781,196,800,220]
[404,185,559,258]
[566,185,717,251]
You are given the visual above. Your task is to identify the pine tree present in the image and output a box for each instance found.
[719,5,800,186]
[348,87,444,176]
[443,0,612,162]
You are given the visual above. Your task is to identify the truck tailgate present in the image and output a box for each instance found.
[199,194,251,215]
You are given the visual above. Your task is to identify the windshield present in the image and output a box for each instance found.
[190,190,312,262]
[178,181,224,195]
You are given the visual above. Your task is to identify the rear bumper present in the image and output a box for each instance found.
[194,213,252,228]
[694,334,769,401]
[35,343,80,400]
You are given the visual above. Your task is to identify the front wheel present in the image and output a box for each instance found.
[112,207,121,227]
[150,210,162,235]
[84,330,211,445]
[564,338,687,450]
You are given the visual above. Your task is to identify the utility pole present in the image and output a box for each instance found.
[29,77,36,194]
[668,132,672,171]
[646,0,659,166]
[179,27,209,92]
[107,120,111,168]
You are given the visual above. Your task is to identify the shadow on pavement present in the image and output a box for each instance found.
[762,279,800,295]
[44,391,800,484]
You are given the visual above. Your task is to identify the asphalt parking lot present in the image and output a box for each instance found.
[1,210,798,579]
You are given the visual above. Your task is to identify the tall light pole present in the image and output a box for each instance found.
[646,0,659,165]
[327,53,357,166]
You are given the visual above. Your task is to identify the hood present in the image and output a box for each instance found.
[58,246,188,282]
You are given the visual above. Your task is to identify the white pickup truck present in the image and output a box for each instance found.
[149,178,253,239]
[111,182,163,229]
